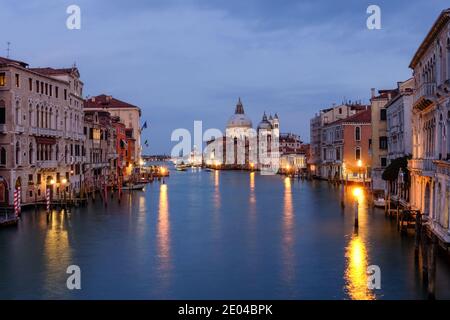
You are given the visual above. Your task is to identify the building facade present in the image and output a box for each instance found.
[321,108,372,181]
[0,57,84,206]
[309,103,367,178]
[409,9,450,242]
[370,88,398,191]
[386,78,414,162]
[85,94,142,164]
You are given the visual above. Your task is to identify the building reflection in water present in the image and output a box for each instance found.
[43,210,72,294]
[282,177,295,288]
[214,170,220,208]
[344,190,375,300]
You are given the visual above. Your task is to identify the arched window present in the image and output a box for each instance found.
[29,143,33,164]
[0,100,5,124]
[355,126,361,141]
[15,141,20,165]
[0,147,6,165]
[36,105,40,128]
[355,147,361,160]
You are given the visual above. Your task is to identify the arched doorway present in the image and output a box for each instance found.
[424,182,431,216]
[0,177,8,206]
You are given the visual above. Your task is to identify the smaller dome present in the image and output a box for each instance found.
[257,112,272,130]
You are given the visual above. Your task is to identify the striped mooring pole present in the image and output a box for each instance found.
[46,188,51,213]
[13,189,19,217]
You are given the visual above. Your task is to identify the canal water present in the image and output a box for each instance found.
[1,168,450,299]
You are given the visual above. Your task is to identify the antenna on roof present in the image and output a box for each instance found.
[6,41,11,58]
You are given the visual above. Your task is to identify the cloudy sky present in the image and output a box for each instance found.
[1,0,448,153]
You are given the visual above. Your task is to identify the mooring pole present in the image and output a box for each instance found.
[428,234,437,300]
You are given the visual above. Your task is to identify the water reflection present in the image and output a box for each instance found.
[344,191,375,300]
[43,210,72,295]
[157,184,171,278]
[282,177,295,289]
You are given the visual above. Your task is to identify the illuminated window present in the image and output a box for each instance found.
[15,74,20,87]
[0,73,5,86]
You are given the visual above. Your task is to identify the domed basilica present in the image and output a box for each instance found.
[205,98,280,170]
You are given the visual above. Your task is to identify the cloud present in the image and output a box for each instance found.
[1,0,448,151]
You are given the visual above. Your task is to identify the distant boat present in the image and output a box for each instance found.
[373,197,386,208]
[122,183,146,191]
[176,166,187,171]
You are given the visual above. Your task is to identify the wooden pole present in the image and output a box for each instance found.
[414,211,421,262]
[421,228,429,285]
[341,183,345,209]
[354,200,359,230]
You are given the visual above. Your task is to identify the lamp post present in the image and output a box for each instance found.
[61,178,67,207]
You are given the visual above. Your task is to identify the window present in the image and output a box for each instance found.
[29,78,33,91]
[339,108,342,114]
[379,136,388,150]
[45,83,48,95]
[15,101,20,125]
[15,142,20,165]
[355,147,361,160]
[64,89,67,100]
[336,147,341,161]
[40,82,44,94]
[15,74,20,87]
[0,100,5,124]
[380,109,387,121]
[49,85,52,97]
[37,174,41,185]
[55,86,59,98]
[29,143,33,164]
[35,80,39,93]
[381,157,387,167]
[0,147,6,165]
[0,73,5,86]
[355,126,361,141]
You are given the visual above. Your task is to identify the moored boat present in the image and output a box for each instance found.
[373,197,386,208]
[122,183,146,191]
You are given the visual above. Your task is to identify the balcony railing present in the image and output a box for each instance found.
[413,82,437,110]
[36,160,58,169]
[31,127,63,137]
[408,158,436,173]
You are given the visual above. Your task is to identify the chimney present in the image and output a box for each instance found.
[371,88,376,98]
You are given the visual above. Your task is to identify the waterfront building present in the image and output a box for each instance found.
[370,87,398,192]
[112,116,127,183]
[386,79,415,162]
[408,8,450,242]
[85,94,142,164]
[320,108,371,181]
[83,110,117,193]
[308,103,367,178]
[0,56,84,206]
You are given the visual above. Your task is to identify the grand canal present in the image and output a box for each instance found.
[1,167,450,299]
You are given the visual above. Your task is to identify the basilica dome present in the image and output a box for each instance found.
[257,112,272,130]
[226,98,253,128]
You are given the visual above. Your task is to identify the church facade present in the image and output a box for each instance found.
[205,98,280,173]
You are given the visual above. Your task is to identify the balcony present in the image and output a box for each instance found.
[36,160,58,169]
[0,124,6,133]
[31,128,62,137]
[15,125,25,134]
[413,82,437,111]
[408,158,436,176]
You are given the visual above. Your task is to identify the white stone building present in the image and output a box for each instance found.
[408,9,450,242]
[386,78,414,162]
[0,57,85,206]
